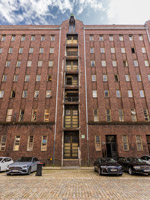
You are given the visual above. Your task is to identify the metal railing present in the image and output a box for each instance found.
[65,97,79,102]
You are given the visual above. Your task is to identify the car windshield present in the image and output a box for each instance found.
[17,157,32,162]
[127,158,143,162]
[0,158,3,162]
[102,158,116,163]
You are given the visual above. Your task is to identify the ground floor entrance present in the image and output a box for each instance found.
[64,131,79,159]
[106,135,118,159]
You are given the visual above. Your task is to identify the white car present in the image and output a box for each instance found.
[141,156,150,164]
[0,157,13,172]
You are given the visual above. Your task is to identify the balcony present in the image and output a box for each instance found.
[64,115,79,128]
[66,39,78,47]
[66,48,78,60]
[65,97,79,102]
[66,65,78,73]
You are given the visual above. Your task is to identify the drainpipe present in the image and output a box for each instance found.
[53,27,61,166]
[84,28,90,166]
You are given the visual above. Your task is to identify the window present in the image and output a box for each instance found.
[142,47,146,53]
[101,60,106,67]
[119,35,124,41]
[116,90,121,98]
[139,90,145,97]
[0,135,7,151]
[112,60,117,67]
[31,35,35,41]
[123,60,128,67]
[122,136,129,151]
[8,48,13,54]
[136,75,141,82]
[21,35,25,41]
[0,91,4,98]
[31,110,37,122]
[129,35,133,41]
[16,61,21,67]
[1,35,6,41]
[128,90,133,97]
[11,35,15,41]
[36,75,41,81]
[119,109,124,121]
[131,48,135,54]
[6,109,13,122]
[109,35,113,41]
[51,35,55,41]
[44,109,50,122]
[41,35,45,41]
[89,35,94,41]
[131,109,137,122]
[136,135,143,151]
[111,48,115,53]
[93,109,99,122]
[49,61,53,67]
[2,75,7,82]
[95,136,101,151]
[50,48,54,53]
[46,90,51,98]
[91,60,95,67]
[19,48,23,54]
[144,109,149,121]
[5,61,10,67]
[0,48,2,53]
[139,35,143,41]
[19,109,24,122]
[41,136,48,151]
[39,48,44,53]
[10,90,15,98]
[92,90,97,98]
[38,61,43,67]
[104,90,109,97]
[125,75,130,82]
[25,75,30,82]
[13,75,18,82]
[121,48,126,54]
[29,48,33,53]
[100,48,105,53]
[114,74,119,82]
[90,47,94,53]
[27,136,34,151]
[34,91,39,98]
[26,61,32,67]
[92,75,96,81]
[13,136,20,151]
[148,75,150,81]
[22,90,27,98]
[106,109,111,122]
[133,60,138,67]
[103,75,108,82]
[144,60,149,67]
[99,35,104,41]
[47,75,52,81]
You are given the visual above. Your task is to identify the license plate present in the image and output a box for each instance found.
[110,169,117,172]
[144,170,150,172]
[12,170,18,172]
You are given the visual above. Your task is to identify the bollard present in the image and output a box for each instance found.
[36,163,43,176]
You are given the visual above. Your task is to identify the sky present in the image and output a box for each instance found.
[0,0,150,25]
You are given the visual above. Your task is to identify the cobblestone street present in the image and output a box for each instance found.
[0,169,150,200]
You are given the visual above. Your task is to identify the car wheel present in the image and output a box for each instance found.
[128,167,133,175]
[27,167,31,175]
[94,167,97,172]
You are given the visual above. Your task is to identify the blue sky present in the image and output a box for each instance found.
[0,0,150,25]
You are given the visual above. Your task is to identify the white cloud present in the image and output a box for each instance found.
[107,0,150,24]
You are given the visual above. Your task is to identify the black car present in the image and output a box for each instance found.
[94,158,123,175]
[117,157,150,175]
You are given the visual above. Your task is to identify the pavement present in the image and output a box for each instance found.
[0,168,150,200]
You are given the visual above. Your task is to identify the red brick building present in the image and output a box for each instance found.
[0,16,150,166]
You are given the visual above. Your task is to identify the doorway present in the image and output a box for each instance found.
[146,135,150,154]
[106,135,118,159]
[64,132,79,159]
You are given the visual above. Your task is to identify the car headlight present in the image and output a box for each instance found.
[133,166,141,169]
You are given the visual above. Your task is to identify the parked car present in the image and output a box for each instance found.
[94,157,123,175]
[6,157,40,175]
[117,157,150,175]
[141,155,150,164]
[0,157,13,172]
